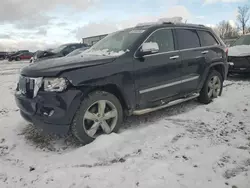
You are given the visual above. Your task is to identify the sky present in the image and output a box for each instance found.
[0,0,249,51]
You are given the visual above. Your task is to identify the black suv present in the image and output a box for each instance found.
[15,22,229,144]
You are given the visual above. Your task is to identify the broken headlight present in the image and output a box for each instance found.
[43,77,68,92]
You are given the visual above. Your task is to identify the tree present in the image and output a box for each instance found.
[216,20,239,39]
[237,5,250,34]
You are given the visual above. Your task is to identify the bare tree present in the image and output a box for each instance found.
[237,5,250,34]
[216,20,239,39]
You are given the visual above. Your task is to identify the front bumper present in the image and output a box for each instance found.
[229,66,250,73]
[15,89,83,134]
[228,56,250,73]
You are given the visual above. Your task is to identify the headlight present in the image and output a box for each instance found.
[43,77,68,92]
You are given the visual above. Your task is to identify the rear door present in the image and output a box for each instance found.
[134,28,182,107]
[175,28,205,94]
[197,30,223,64]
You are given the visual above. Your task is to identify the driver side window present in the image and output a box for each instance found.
[145,29,175,53]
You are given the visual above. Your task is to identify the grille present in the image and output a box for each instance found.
[228,56,250,68]
[18,76,35,98]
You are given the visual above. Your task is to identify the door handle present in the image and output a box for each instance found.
[169,55,179,60]
[201,50,209,54]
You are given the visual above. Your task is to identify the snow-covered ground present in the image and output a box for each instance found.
[0,60,249,188]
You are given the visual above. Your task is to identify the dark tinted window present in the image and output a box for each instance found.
[176,29,200,50]
[145,29,175,53]
[198,30,218,46]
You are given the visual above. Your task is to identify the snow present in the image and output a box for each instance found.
[136,17,183,27]
[158,17,183,23]
[142,42,159,52]
[0,60,250,188]
[228,45,250,57]
[83,49,127,57]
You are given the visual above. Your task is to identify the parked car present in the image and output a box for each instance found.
[223,38,237,47]
[66,47,90,57]
[32,43,88,63]
[15,20,229,144]
[228,34,250,74]
[13,52,34,61]
[0,52,7,60]
[8,50,29,61]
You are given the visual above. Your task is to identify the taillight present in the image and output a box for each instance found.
[225,48,228,57]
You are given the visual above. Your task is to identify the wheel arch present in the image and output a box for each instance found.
[198,62,226,89]
[76,83,132,116]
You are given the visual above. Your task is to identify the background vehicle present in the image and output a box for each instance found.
[15,19,228,144]
[13,52,34,61]
[66,47,90,57]
[0,52,7,60]
[8,50,29,61]
[5,51,16,59]
[32,43,88,63]
[228,34,250,74]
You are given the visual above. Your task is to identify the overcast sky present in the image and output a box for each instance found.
[0,0,248,51]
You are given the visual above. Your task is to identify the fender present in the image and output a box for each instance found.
[198,62,226,90]
[60,57,136,111]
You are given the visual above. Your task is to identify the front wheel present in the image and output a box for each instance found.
[71,91,123,144]
[198,70,223,104]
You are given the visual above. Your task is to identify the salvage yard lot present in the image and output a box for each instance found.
[0,60,249,188]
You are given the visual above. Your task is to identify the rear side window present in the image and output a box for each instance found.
[176,29,200,50]
[198,30,219,46]
[145,29,175,53]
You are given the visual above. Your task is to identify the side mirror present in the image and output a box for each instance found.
[139,42,159,56]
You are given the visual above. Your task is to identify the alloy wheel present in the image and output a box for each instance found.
[83,100,118,138]
[207,75,221,98]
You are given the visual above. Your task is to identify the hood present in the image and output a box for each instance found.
[21,53,117,77]
[228,45,250,57]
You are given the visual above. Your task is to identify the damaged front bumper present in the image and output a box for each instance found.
[15,89,83,134]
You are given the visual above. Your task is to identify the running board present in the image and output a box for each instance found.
[132,94,199,116]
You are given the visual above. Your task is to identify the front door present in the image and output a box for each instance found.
[134,28,182,108]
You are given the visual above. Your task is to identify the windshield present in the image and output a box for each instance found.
[233,35,250,46]
[51,44,67,54]
[84,28,144,56]
[67,47,89,57]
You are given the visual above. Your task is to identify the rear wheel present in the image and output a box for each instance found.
[71,91,123,144]
[16,57,21,61]
[198,70,223,104]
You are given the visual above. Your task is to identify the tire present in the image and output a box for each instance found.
[198,70,223,104]
[16,57,21,61]
[71,91,123,144]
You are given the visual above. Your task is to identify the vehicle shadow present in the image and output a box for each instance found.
[122,99,200,130]
[20,124,81,152]
[20,99,200,152]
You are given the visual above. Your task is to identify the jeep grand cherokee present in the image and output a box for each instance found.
[15,21,229,144]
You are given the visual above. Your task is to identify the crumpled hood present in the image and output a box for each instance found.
[21,53,117,77]
[228,45,250,57]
